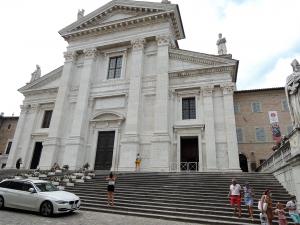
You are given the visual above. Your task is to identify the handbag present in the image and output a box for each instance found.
[258,200,268,211]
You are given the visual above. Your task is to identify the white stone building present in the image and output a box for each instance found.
[6,0,240,172]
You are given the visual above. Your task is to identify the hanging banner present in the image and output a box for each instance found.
[268,111,281,143]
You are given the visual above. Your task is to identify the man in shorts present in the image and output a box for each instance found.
[228,178,242,217]
[286,195,300,225]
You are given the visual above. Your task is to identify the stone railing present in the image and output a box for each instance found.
[256,141,291,173]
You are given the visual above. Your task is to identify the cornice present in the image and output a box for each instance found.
[22,87,58,96]
[169,66,236,78]
[62,11,181,42]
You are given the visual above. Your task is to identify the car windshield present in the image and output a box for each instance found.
[35,182,58,192]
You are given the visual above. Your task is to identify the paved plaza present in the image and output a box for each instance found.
[0,209,198,225]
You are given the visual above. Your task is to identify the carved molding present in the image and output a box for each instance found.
[156,35,170,46]
[63,51,77,62]
[202,85,214,97]
[63,10,181,42]
[169,66,235,78]
[131,38,146,50]
[221,84,235,95]
[83,48,97,59]
[169,52,218,66]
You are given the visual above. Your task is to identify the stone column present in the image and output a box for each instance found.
[5,105,29,168]
[222,84,240,170]
[119,38,145,171]
[63,48,97,170]
[150,36,171,171]
[39,51,77,169]
[203,86,217,171]
[198,131,203,172]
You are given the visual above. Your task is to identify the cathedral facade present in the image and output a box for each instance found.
[6,0,240,172]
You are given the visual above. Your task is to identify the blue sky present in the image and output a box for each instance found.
[0,0,300,116]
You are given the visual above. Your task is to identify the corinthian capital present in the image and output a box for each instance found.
[63,51,77,62]
[156,35,170,46]
[83,48,97,59]
[202,86,214,97]
[221,83,235,95]
[131,38,146,50]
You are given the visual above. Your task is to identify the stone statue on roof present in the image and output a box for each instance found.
[30,64,41,82]
[216,33,227,55]
[285,59,300,128]
[77,9,85,20]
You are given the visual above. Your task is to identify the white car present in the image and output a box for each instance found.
[0,179,80,216]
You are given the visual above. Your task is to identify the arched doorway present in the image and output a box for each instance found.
[239,153,248,172]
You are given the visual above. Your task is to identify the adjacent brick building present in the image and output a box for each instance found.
[0,115,18,168]
[233,87,292,172]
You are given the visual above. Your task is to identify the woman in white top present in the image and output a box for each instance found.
[106,172,117,206]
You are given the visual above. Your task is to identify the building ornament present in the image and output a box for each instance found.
[131,38,146,50]
[216,33,227,55]
[63,11,180,42]
[156,35,170,46]
[77,9,85,20]
[83,48,97,59]
[63,51,77,62]
[169,66,235,78]
[202,86,214,97]
[30,65,41,83]
[221,84,235,95]
[286,59,300,127]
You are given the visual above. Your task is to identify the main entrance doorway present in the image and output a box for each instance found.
[94,131,115,170]
[180,136,199,171]
[30,142,43,169]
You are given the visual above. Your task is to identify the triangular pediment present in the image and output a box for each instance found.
[59,0,184,40]
[169,49,239,82]
[19,66,63,94]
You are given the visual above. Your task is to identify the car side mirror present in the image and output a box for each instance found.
[28,188,36,193]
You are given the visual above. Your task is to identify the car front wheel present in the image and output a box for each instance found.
[40,201,53,217]
[0,196,4,209]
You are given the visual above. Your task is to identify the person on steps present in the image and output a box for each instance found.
[260,189,273,225]
[286,195,300,225]
[275,202,287,225]
[228,178,242,217]
[244,182,254,221]
[135,153,141,172]
[106,172,117,206]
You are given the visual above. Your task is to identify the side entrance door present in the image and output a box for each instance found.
[94,131,115,170]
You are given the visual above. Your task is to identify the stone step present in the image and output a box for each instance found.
[77,195,289,210]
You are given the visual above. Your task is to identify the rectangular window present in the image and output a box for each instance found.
[41,110,53,128]
[107,56,122,79]
[255,127,266,142]
[236,128,243,143]
[282,99,289,111]
[252,102,262,112]
[234,103,240,114]
[182,97,196,120]
[5,141,12,155]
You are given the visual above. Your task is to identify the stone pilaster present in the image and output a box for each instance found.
[202,85,217,171]
[21,103,40,169]
[40,51,77,170]
[221,84,240,170]
[63,48,97,170]
[5,105,29,168]
[150,35,171,171]
[118,38,145,171]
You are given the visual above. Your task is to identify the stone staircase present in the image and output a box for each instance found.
[65,172,292,225]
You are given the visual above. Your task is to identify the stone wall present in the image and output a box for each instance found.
[0,116,18,155]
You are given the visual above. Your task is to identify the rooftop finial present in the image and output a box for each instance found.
[30,64,41,82]
[216,33,227,55]
[161,0,171,4]
[77,9,85,20]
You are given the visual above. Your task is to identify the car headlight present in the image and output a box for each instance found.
[55,200,69,204]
